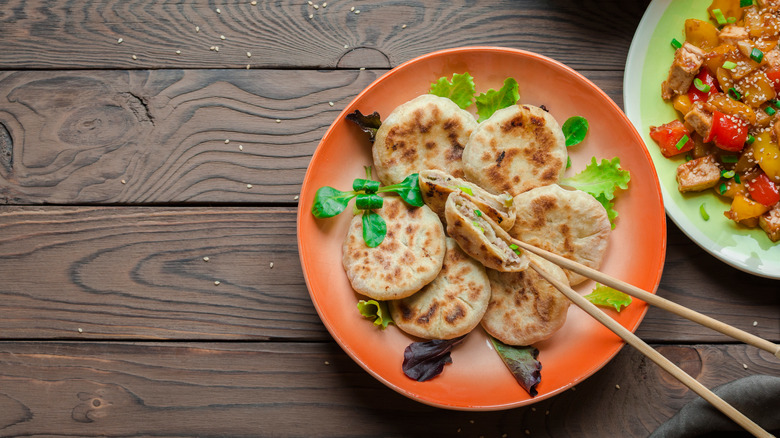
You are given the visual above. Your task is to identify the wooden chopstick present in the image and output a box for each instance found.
[528,259,773,438]
[509,238,780,359]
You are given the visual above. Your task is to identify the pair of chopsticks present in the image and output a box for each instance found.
[509,237,778,438]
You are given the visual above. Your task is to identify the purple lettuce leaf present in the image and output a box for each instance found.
[402,336,466,382]
[490,337,542,397]
[345,110,382,143]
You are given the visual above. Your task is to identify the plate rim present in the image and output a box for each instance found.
[298,45,667,410]
[623,0,780,279]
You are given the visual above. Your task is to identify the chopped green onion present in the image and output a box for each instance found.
[474,209,482,217]
[457,186,474,196]
[765,106,776,116]
[566,156,572,169]
[671,38,683,49]
[472,220,484,233]
[721,154,739,163]
[694,77,711,93]
[740,0,753,6]
[675,134,690,150]
[721,169,736,178]
[728,87,742,100]
[685,153,693,161]
[722,60,737,70]
[508,243,522,256]
[735,173,742,184]
[747,134,756,144]
[700,203,710,221]
[718,183,728,194]
[712,8,728,25]
[727,16,737,23]
[751,48,764,63]
[772,100,780,109]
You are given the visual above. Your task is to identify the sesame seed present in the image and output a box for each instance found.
[313,4,319,9]
[457,429,461,433]
[322,2,327,6]
[247,51,252,58]
[121,179,127,184]
[350,6,355,11]
[616,384,621,389]
[525,430,531,436]
[275,119,281,123]
[132,55,137,60]
[203,257,210,262]
[329,101,334,106]
[571,386,576,391]
[531,407,536,412]
[216,8,221,13]
[753,321,758,326]
[214,280,221,285]
[269,262,274,268]
[743,363,748,369]
[251,0,257,4]
[355,9,360,13]
[294,195,299,200]
[344,44,349,49]
[210,46,216,51]
[117,38,124,44]
[545,410,550,415]
[502,435,507,438]
[195,26,200,32]
[402,24,407,29]
[78,328,83,333]
[239,145,243,151]
[359,67,365,70]
[324,361,329,364]
[309,14,314,19]
[469,420,474,424]
[246,64,251,69]
[215,46,219,52]
[225,139,230,144]
[220,35,226,40]
[176,50,181,55]
[247,184,253,189]
[308,1,312,4]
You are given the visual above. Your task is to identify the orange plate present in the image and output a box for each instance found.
[297,47,666,410]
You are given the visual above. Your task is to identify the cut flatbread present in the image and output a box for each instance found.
[509,184,610,286]
[444,191,529,272]
[373,94,478,185]
[419,169,515,231]
[343,197,446,300]
[463,104,567,196]
[481,254,571,346]
[390,238,491,340]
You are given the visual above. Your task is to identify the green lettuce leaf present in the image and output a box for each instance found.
[490,337,541,397]
[584,284,632,312]
[357,299,393,329]
[429,73,476,109]
[560,157,630,227]
[475,78,520,122]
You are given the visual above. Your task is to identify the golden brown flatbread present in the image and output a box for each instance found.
[419,169,515,231]
[481,254,570,346]
[462,104,567,196]
[509,184,610,286]
[389,238,491,340]
[444,191,529,272]
[342,197,446,300]
[372,94,478,185]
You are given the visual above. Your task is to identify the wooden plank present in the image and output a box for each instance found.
[0,69,624,205]
[0,341,776,437]
[0,206,777,341]
[0,0,649,71]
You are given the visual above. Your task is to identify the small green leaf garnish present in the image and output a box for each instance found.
[475,77,520,122]
[352,178,380,193]
[584,284,632,312]
[357,299,393,329]
[562,116,589,147]
[362,210,387,247]
[560,157,630,227]
[429,72,476,109]
[355,193,384,210]
[377,173,424,207]
[490,337,541,397]
[311,186,356,218]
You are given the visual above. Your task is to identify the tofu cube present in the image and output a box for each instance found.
[676,155,722,192]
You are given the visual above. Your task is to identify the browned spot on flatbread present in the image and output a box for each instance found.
[417,302,438,324]
[501,114,525,133]
[445,305,465,324]
[530,195,557,228]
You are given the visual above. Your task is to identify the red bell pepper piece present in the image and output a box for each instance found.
[766,66,780,93]
[649,120,694,158]
[704,110,748,152]
[687,68,720,103]
[747,172,780,207]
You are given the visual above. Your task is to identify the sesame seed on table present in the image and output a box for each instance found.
[0,1,777,437]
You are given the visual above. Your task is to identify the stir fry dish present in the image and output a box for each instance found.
[652,0,780,241]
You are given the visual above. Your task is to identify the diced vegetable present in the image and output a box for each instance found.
[708,0,742,24]
[688,69,720,102]
[650,120,695,157]
[746,172,780,206]
[765,66,780,92]
[752,135,780,182]
[685,19,720,50]
[704,110,749,152]
[725,193,772,221]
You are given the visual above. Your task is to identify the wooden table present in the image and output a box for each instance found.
[0,1,777,436]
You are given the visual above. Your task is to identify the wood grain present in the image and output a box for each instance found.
[0,69,624,205]
[0,206,776,342]
[0,0,649,71]
[0,341,776,437]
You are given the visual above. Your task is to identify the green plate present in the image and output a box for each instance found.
[624,0,780,278]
